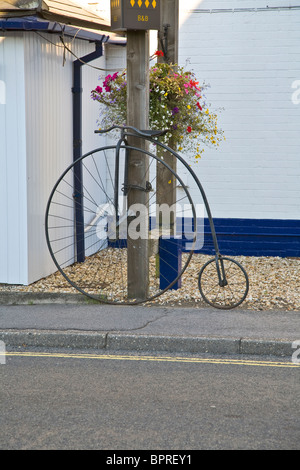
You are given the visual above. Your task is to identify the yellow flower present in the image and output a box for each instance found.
[168,180,172,184]
[187,105,191,109]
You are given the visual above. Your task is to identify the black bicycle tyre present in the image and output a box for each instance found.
[45,144,197,304]
[198,256,249,309]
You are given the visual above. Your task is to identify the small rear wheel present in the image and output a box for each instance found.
[198,256,249,309]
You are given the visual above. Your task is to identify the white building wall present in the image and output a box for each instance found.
[178,0,300,221]
[1,31,107,284]
[0,33,28,284]
[96,43,127,196]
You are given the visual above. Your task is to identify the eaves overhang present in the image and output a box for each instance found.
[0,0,111,32]
[0,16,113,42]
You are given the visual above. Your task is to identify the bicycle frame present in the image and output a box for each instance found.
[103,127,221,257]
[45,124,249,307]
[215,257,229,287]
[111,127,229,289]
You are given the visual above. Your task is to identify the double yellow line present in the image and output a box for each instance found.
[2,351,299,368]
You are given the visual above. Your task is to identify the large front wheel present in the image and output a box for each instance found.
[45,145,197,304]
[198,256,249,309]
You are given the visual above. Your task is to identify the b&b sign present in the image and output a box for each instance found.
[111,0,161,31]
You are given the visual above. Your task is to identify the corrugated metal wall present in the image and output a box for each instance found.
[1,31,108,284]
[0,33,28,284]
[25,32,108,284]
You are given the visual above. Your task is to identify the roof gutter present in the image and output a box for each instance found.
[0,17,126,45]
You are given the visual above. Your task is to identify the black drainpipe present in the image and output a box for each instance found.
[72,40,105,262]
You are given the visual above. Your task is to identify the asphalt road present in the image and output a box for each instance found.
[1,349,299,451]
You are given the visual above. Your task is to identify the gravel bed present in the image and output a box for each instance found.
[1,254,299,311]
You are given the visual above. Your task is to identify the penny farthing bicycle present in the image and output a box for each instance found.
[45,126,249,309]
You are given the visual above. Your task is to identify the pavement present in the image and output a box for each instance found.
[0,291,299,358]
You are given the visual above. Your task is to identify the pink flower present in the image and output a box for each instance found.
[95,86,103,93]
[103,74,113,92]
[184,79,200,94]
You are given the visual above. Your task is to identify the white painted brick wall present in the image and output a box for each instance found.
[178,0,300,220]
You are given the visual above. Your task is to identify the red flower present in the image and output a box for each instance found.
[196,102,202,110]
[187,126,192,133]
[154,50,164,57]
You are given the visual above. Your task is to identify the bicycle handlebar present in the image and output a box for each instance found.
[94,125,169,138]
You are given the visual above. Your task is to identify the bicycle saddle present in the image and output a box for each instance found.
[95,126,168,137]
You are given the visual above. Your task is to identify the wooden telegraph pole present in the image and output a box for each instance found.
[110,0,161,301]
[156,0,179,233]
[126,29,150,300]
[158,0,179,65]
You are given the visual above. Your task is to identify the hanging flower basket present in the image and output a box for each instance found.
[91,54,224,161]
